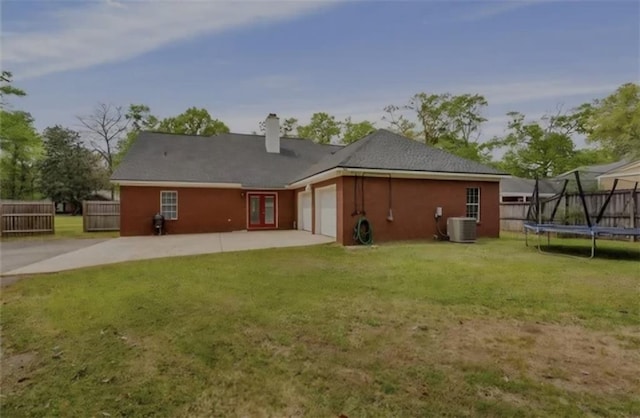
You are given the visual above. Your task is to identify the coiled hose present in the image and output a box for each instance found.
[353,217,373,245]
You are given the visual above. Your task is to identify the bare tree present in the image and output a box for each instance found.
[77,103,129,199]
[382,105,417,138]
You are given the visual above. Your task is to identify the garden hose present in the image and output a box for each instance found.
[353,217,373,245]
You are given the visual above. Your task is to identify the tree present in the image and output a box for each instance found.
[39,126,107,212]
[382,105,416,138]
[0,72,42,199]
[157,107,229,136]
[114,104,159,167]
[442,94,488,145]
[0,71,26,106]
[77,103,129,198]
[487,112,578,178]
[342,118,376,144]
[0,111,42,199]
[384,93,489,162]
[581,83,640,158]
[126,104,158,131]
[296,112,341,144]
[406,93,451,146]
[258,116,299,137]
[572,147,615,168]
[403,92,488,147]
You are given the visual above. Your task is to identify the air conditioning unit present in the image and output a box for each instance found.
[447,217,477,243]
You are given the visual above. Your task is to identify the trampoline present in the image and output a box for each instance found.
[524,171,640,258]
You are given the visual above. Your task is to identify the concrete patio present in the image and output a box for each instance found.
[1,230,334,277]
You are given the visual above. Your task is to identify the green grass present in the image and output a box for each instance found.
[1,215,119,241]
[54,215,119,239]
[2,235,639,417]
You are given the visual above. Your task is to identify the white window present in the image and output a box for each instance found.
[466,187,480,221]
[160,191,178,220]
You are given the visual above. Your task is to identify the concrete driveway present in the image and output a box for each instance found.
[1,238,107,274]
[1,230,334,277]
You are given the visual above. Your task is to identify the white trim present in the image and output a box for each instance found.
[160,190,178,220]
[288,167,507,188]
[466,187,480,222]
[241,186,287,190]
[314,184,337,238]
[113,180,243,188]
[297,190,312,231]
[500,192,555,197]
[287,168,344,189]
[344,168,507,181]
[115,168,508,190]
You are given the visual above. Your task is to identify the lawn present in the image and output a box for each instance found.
[54,215,120,239]
[1,235,639,417]
[1,215,119,241]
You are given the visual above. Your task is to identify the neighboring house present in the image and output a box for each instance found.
[500,177,559,203]
[554,160,630,192]
[596,160,640,190]
[111,114,508,244]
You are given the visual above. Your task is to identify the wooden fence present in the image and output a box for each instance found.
[83,201,120,232]
[0,201,55,237]
[500,189,639,234]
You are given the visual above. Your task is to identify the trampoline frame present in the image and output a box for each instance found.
[524,172,640,259]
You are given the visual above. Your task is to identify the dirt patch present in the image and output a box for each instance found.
[1,351,38,388]
[0,276,25,287]
[334,366,373,386]
[476,386,534,409]
[440,319,640,396]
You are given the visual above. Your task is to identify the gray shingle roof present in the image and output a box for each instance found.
[112,129,506,188]
[555,160,630,180]
[500,177,560,195]
[293,129,505,182]
[111,132,341,188]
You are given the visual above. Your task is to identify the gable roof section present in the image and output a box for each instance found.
[500,177,560,195]
[555,160,630,180]
[293,129,506,182]
[596,159,640,179]
[111,132,341,188]
[113,129,507,189]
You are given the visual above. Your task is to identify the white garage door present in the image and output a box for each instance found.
[298,191,312,232]
[315,185,337,238]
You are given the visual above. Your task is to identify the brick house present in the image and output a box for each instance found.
[111,114,507,244]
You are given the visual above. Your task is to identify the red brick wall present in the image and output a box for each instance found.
[276,189,295,230]
[338,177,500,245]
[119,186,294,236]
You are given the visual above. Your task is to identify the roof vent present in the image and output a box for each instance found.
[265,113,280,154]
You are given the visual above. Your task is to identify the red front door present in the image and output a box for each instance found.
[248,193,276,228]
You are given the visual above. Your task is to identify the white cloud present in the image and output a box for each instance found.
[3,0,333,79]
[463,80,619,105]
[217,95,404,134]
[245,74,307,91]
[216,79,618,139]
[456,0,547,22]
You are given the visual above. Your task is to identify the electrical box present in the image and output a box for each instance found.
[435,207,443,218]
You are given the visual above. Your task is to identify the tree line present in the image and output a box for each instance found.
[268,84,639,179]
[0,73,232,208]
[1,69,638,208]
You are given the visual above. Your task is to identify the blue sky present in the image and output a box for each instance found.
[2,0,638,144]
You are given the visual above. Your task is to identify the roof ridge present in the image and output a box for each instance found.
[140,130,215,138]
[328,129,382,166]
[140,130,341,144]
